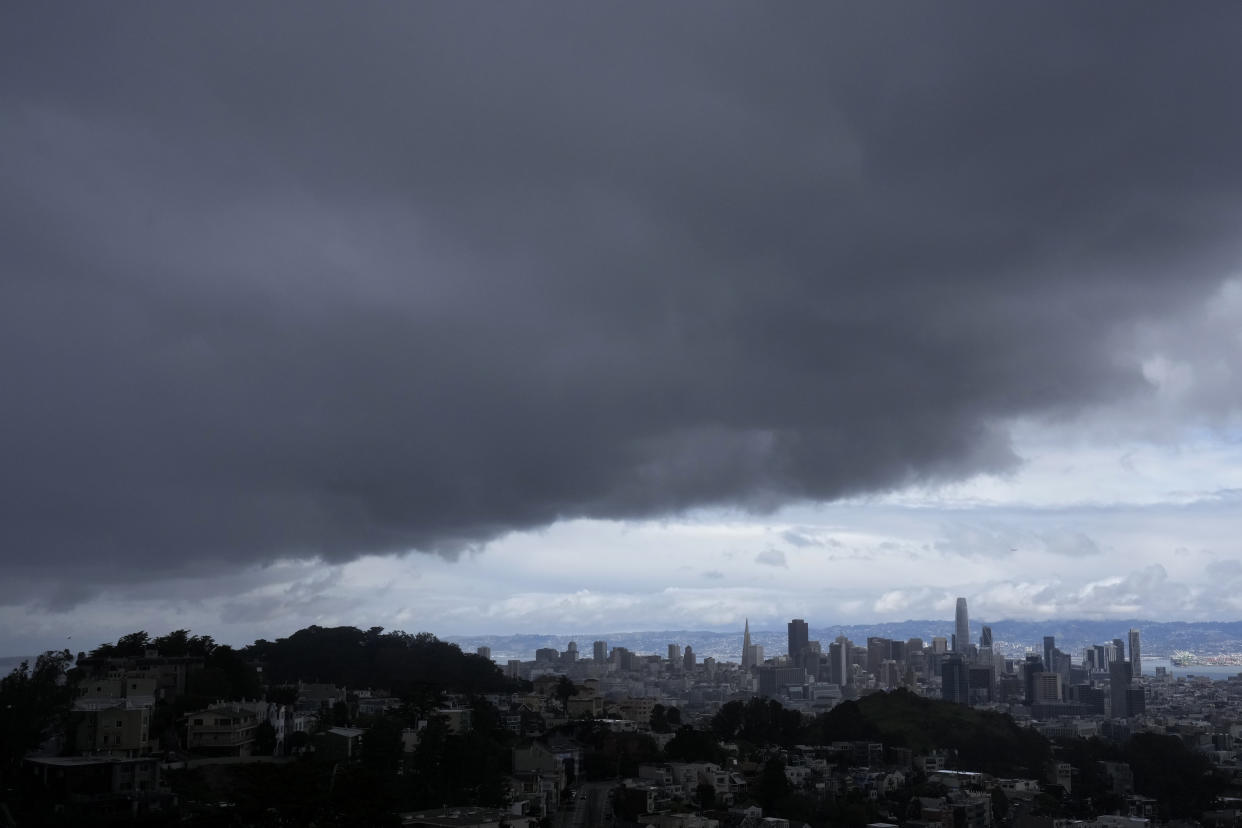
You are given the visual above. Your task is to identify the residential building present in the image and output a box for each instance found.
[319,726,365,761]
[23,756,174,822]
[186,703,262,756]
[69,700,151,757]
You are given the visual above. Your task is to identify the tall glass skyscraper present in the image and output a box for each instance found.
[1129,628,1141,676]
[954,597,970,654]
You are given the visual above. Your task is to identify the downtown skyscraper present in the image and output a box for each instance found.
[788,618,809,666]
[742,618,753,669]
[954,597,970,654]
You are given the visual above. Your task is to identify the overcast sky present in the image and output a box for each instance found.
[3,4,1241,656]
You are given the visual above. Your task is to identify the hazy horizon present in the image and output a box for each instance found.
[10,616,1242,664]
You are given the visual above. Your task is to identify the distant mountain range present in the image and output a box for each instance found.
[443,619,1242,664]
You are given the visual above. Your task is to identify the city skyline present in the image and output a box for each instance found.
[4,5,1242,657]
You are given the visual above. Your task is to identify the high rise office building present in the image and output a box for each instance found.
[1023,654,1045,706]
[968,665,995,703]
[683,646,696,670]
[867,637,889,676]
[1033,672,1062,703]
[979,626,992,648]
[954,598,970,654]
[943,656,969,704]
[788,618,809,665]
[1110,659,1132,718]
[1089,642,1119,669]
[593,640,607,663]
[1043,636,1055,674]
[476,646,492,661]
[668,643,681,663]
[832,635,852,686]
[1129,629,1142,676]
[1053,650,1071,682]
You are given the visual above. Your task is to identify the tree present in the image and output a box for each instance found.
[152,629,190,656]
[254,719,277,755]
[362,716,405,774]
[711,700,745,741]
[756,758,791,812]
[650,703,670,733]
[1032,792,1064,817]
[152,629,216,657]
[0,650,76,781]
[695,782,716,810]
[665,726,723,763]
[115,631,151,656]
[555,675,578,711]
[991,786,1010,823]
[186,644,262,702]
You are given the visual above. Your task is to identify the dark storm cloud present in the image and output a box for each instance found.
[3,4,1242,598]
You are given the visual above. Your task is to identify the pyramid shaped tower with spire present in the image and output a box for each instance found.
[742,618,753,669]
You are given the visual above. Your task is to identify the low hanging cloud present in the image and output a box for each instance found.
[754,549,789,569]
[3,4,1242,604]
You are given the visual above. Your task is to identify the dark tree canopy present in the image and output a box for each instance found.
[711,697,803,747]
[0,650,76,781]
[806,689,1051,778]
[244,626,511,695]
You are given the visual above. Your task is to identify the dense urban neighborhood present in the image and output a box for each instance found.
[3,609,1242,827]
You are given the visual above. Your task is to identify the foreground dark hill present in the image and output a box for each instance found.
[244,625,513,695]
[710,689,1053,779]
[811,689,1052,778]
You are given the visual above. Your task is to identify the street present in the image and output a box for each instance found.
[556,781,613,828]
